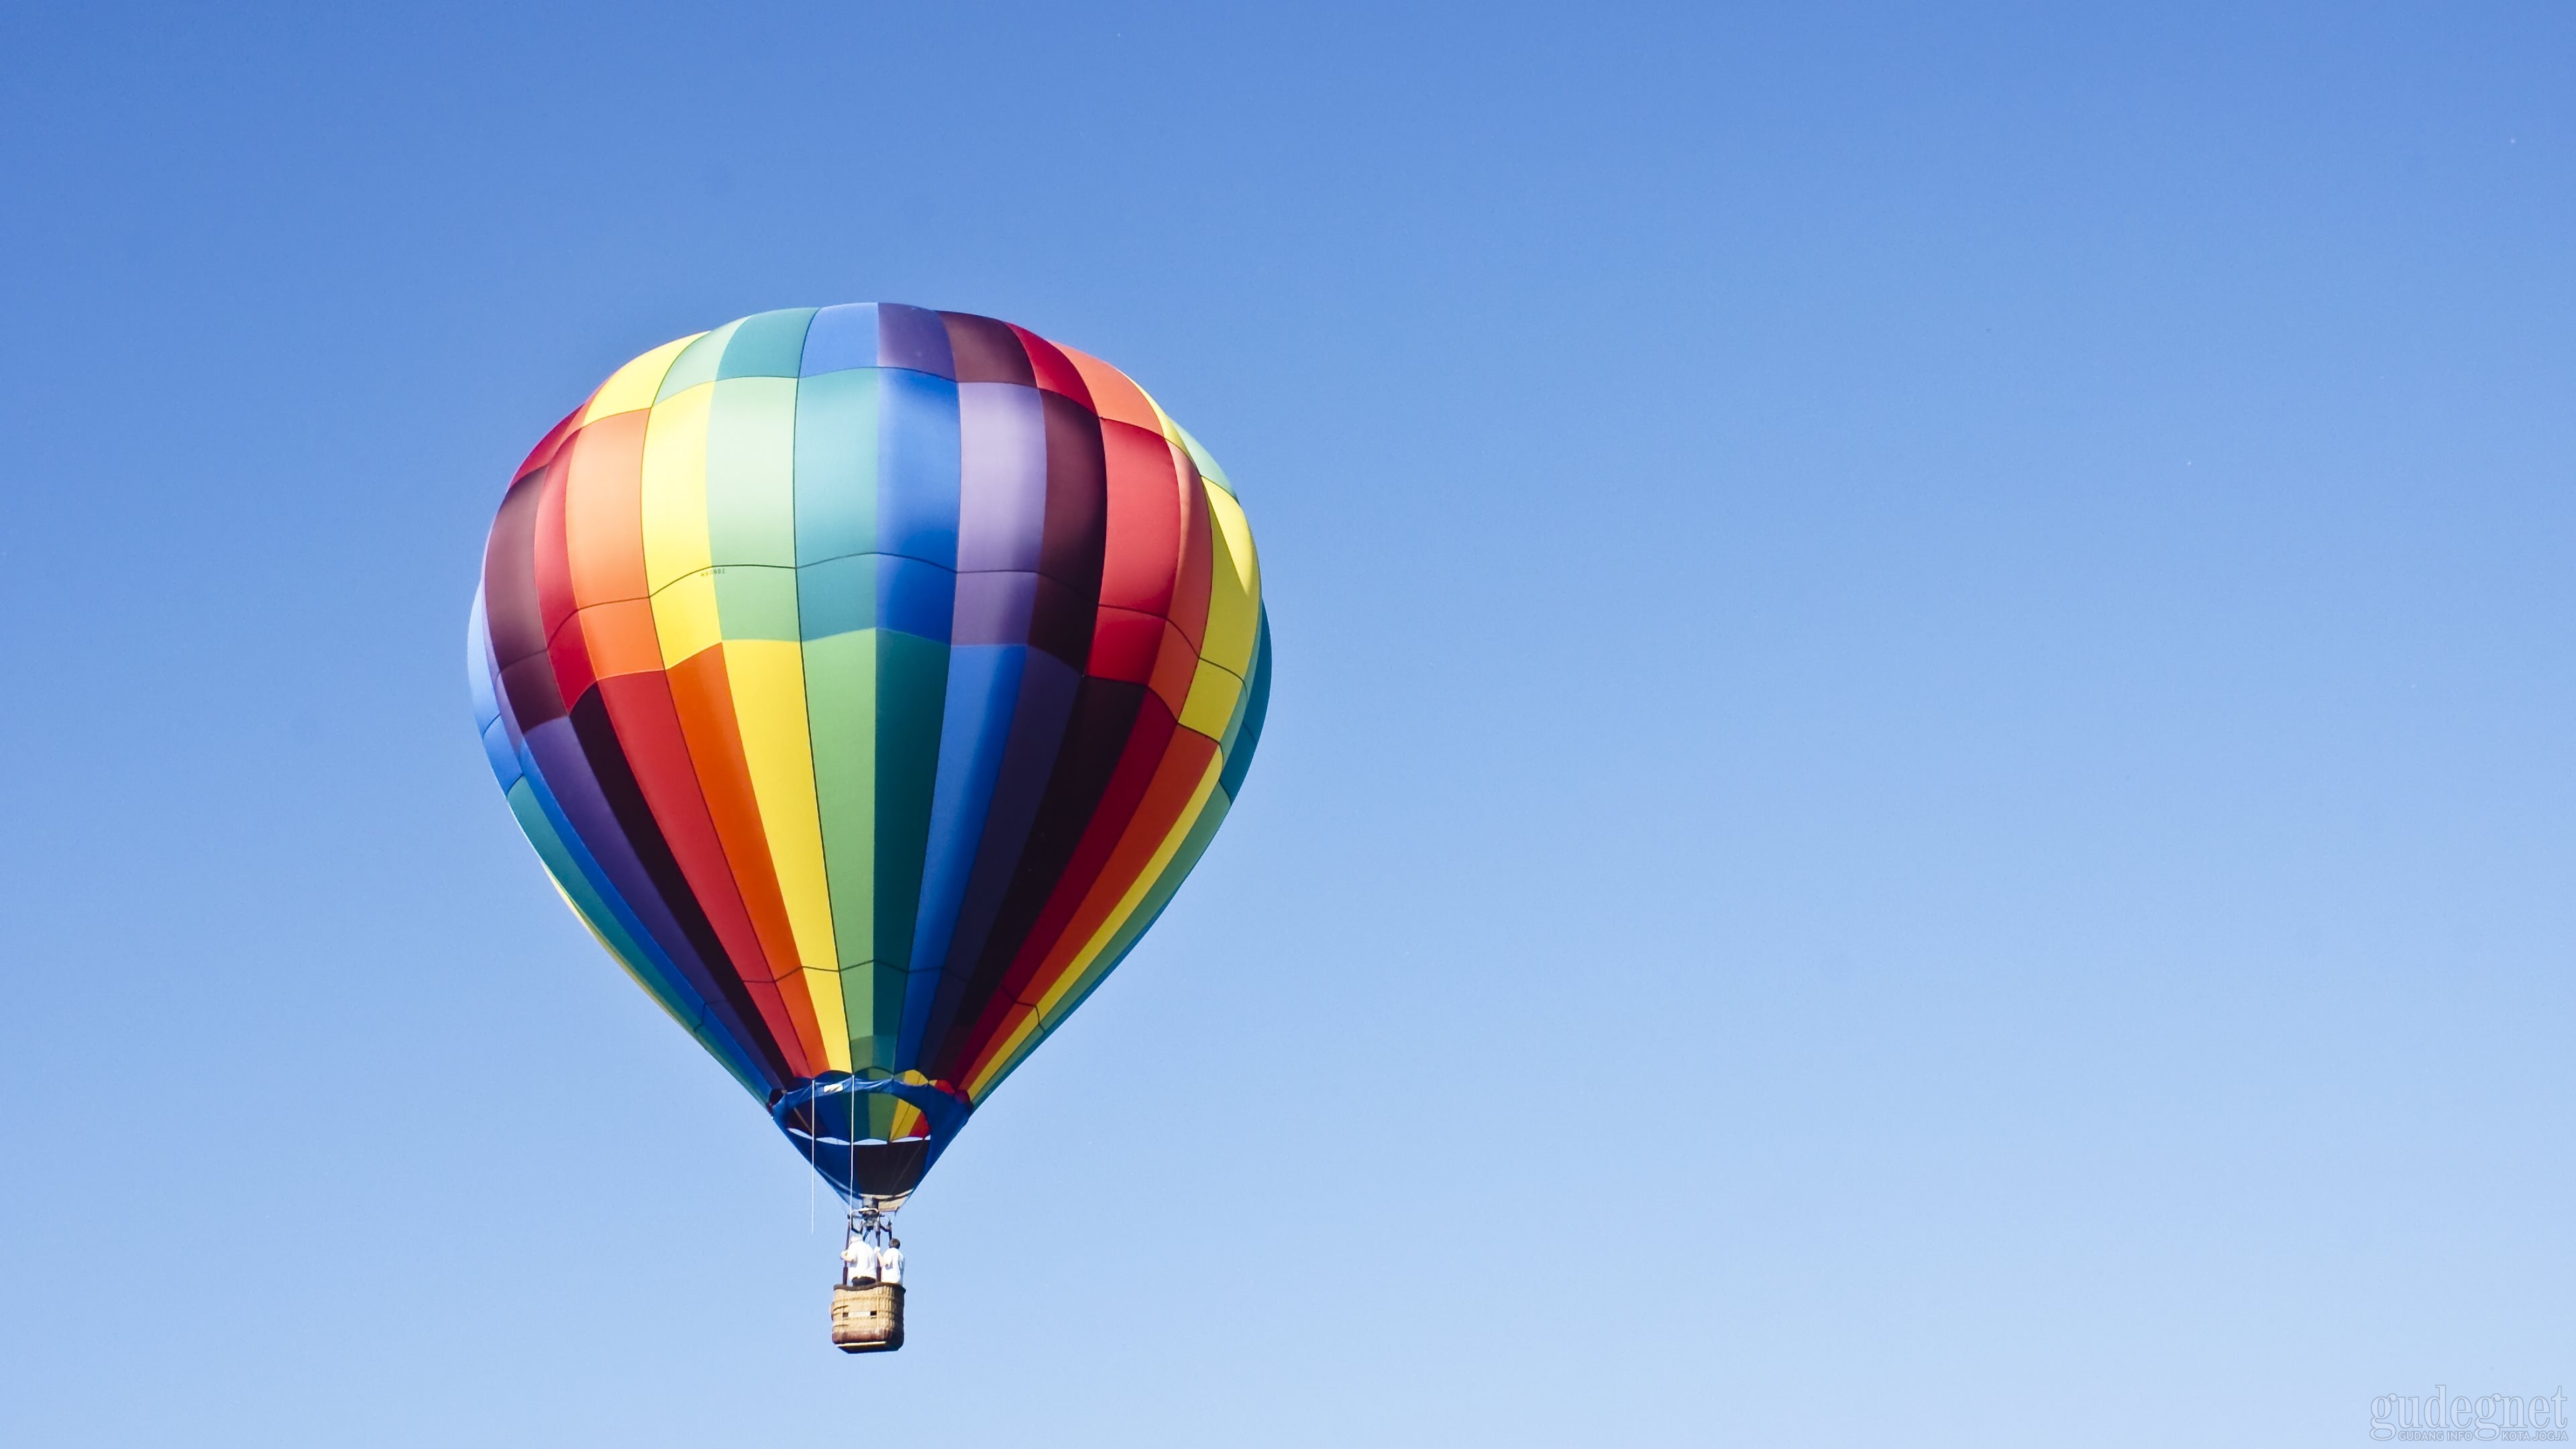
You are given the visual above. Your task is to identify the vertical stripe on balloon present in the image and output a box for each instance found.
[473,307,1267,1208]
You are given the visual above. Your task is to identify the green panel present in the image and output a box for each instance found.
[656,319,741,401]
[804,629,879,1040]
[872,632,950,988]
[831,963,866,1065]
[704,377,799,566]
[856,963,907,1072]
[713,565,800,641]
[863,1090,900,1142]
[718,307,817,380]
[792,368,879,564]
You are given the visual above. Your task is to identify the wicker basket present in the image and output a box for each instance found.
[830,1282,906,1354]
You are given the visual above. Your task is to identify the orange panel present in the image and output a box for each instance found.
[663,647,828,1067]
[1059,345,1161,433]
[561,409,652,606]
[577,599,665,680]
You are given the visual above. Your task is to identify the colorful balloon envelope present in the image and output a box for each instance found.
[470,305,1270,1210]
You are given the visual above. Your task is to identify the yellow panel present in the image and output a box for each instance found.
[579,334,703,425]
[1139,388,1189,451]
[650,570,722,663]
[638,384,714,593]
[1177,657,1245,739]
[1199,481,1260,677]
[799,968,851,1074]
[722,638,841,979]
[963,1010,1043,1102]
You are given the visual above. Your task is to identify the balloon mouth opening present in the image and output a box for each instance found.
[772,1074,972,1208]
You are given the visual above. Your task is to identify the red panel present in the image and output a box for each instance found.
[514,404,585,484]
[663,648,828,1068]
[1059,346,1161,433]
[532,449,578,649]
[1099,419,1181,617]
[1010,325,1093,409]
[547,611,599,711]
[1144,619,1197,718]
[1088,607,1163,684]
[594,669,812,1074]
[1169,458,1214,651]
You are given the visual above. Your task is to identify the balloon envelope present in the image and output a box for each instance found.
[469,305,1270,1203]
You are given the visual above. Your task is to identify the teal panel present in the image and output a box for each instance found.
[796,553,881,639]
[871,631,951,1056]
[657,319,742,400]
[793,367,879,564]
[718,307,818,380]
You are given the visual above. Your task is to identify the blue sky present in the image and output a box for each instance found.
[3,3,2571,1444]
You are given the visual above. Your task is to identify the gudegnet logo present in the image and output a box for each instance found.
[2369,1386,2569,1442]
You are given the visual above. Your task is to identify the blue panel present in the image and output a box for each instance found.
[912,648,1079,1057]
[801,303,880,376]
[898,643,1026,1063]
[878,553,955,643]
[877,367,961,569]
[481,717,520,788]
[466,586,500,729]
[796,552,956,641]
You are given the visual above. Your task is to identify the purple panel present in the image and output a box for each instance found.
[877,303,955,378]
[500,651,568,730]
[523,712,773,1067]
[941,311,1034,386]
[482,469,551,667]
[1038,390,1107,596]
[912,649,1080,1057]
[956,381,1046,574]
[953,571,1036,647]
[1026,572,1093,669]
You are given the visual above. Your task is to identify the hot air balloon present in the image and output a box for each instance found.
[467,305,1270,1352]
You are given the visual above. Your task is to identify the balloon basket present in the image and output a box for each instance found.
[830,1282,905,1353]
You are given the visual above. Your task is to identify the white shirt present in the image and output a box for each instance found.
[876,1246,903,1285]
[841,1242,879,1282]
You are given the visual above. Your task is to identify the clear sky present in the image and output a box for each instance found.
[3,4,2570,1445]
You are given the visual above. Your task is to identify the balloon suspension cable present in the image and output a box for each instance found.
[843,1205,900,1284]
